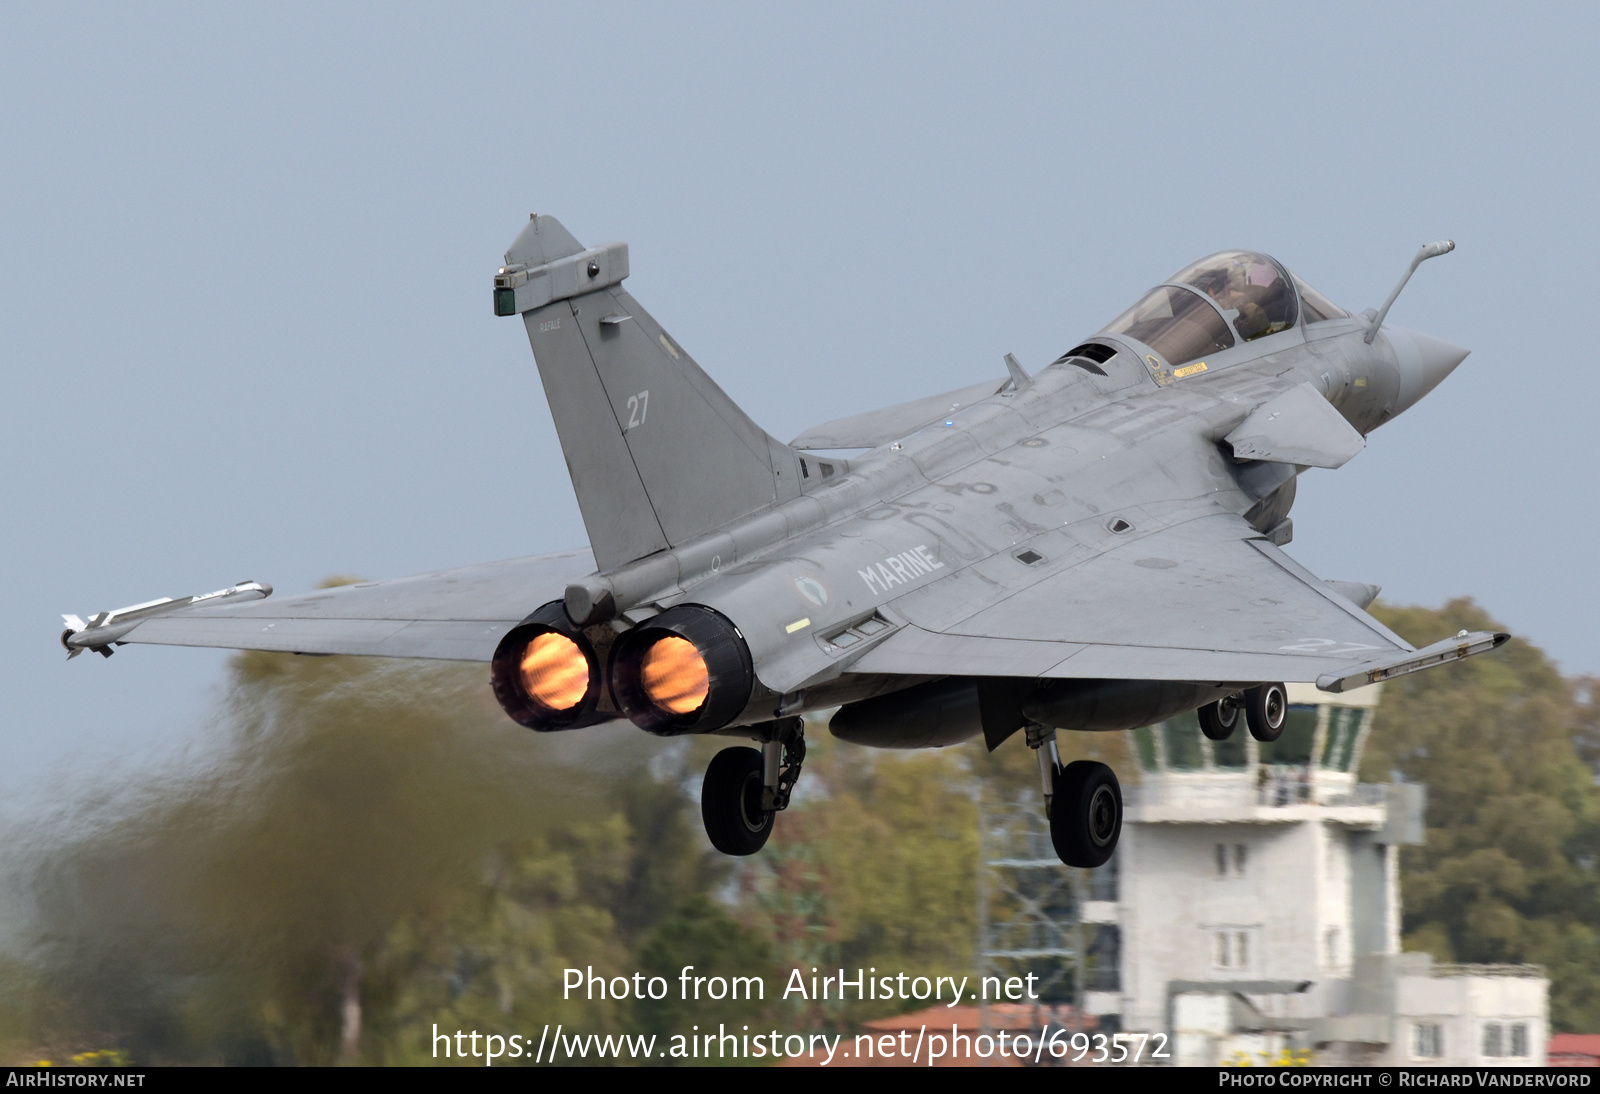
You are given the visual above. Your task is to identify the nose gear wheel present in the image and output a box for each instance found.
[1245,682,1288,743]
[1198,693,1242,741]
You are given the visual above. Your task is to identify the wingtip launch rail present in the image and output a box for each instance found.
[1315,630,1511,694]
[62,581,272,658]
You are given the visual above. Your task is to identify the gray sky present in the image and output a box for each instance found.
[4,3,1597,824]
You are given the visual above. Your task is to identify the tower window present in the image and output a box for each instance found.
[1212,929,1252,969]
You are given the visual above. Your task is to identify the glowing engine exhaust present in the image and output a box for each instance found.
[609,605,753,735]
[490,602,610,731]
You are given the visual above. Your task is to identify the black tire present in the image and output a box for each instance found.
[1245,683,1287,743]
[701,747,774,856]
[1198,695,1241,741]
[1050,761,1122,868]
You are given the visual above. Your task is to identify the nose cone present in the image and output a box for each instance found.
[1388,327,1470,414]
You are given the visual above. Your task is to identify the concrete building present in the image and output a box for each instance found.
[1086,683,1549,1066]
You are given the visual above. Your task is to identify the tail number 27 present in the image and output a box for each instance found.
[624,390,649,431]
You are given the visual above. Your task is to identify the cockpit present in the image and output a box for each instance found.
[1096,251,1348,368]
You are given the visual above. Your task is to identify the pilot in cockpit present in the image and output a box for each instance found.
[1173,252,1296,343]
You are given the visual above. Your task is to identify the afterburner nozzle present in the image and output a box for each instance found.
[610,605,753,736]
[490,602,609,731]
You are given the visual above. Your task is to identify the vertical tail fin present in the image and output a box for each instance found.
[497,216,802,572]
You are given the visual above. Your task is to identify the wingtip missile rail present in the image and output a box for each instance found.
[61,581,272,658]
[1315,629,1509,693]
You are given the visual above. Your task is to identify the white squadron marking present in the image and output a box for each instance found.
[857,544,944,595]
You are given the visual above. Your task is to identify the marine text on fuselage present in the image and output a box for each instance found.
[858,545,944,595]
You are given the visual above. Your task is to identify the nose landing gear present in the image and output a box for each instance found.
[1198,682,1287,743]
[700,717,804,856]
[1199,693,1242,740]
[1243,683,1287,743]
[1027,725,1122,868]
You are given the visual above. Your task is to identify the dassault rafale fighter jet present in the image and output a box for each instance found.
[63,216,1507,868]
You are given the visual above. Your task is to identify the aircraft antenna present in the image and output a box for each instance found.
[1364,240,1455,343]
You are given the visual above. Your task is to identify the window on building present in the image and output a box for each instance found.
[1216,843,1247,878]
[1161,720,1205,769]
[1212,930,1251,970]
[1257,705,1320,767]
[1324,927,1340,966]
[1320,707,1368,772]
[1479,1022,1529,1059]
[1413,1022,1443,1058]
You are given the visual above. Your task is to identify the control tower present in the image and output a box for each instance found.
[1085,683,1548,1066]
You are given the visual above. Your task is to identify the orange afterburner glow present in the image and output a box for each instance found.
[640,636,710,714]
[519,632,590,710]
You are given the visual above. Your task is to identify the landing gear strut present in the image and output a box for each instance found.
[701,717,804,856]
[1027,725,1122,868]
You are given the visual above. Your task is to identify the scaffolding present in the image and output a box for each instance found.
[977,792,1072,1012]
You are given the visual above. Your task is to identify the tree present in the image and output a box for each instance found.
[631,895,781,1045]
[1364,598,1600,1030]
[17,630,716,1063]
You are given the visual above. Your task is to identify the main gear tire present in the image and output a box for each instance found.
[701,747,774,856]
[1050,760,1122,868]
[1245,683,1288,743]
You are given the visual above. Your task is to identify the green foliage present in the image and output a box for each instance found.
[11,649,713,1064]
[633,895,781,1038]
[1366,598,1600,1031]
[803,745,978,979]
[6,639,1020,1061]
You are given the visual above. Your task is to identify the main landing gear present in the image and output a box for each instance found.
[1027,725,1122,868]
[701,717,805,856]
[1197,683,1287,743]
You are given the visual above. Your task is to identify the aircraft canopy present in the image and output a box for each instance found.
[1168,251,1298,341]
[1101,285,1235,366]
[1101,250,1351,366]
